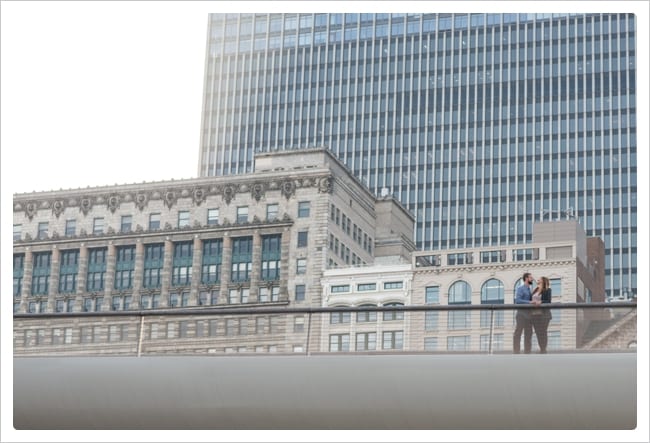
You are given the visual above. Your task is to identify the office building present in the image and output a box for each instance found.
[12,148,414,355]
[198,13,637,298]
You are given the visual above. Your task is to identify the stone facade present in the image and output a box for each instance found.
[14,155,623,356]
[13,148,414,356]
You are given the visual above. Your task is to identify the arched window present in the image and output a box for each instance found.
[357,304,377,322]
[448,281,471,304]
[448,281,471,330]
[481,279,504,304]
[481,279,505,328]
[383,302,404,321]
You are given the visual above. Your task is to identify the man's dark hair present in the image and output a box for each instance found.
[523,272,532,281]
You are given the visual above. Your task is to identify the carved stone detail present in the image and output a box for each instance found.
[164,222,172,230]
[135,192,148,211]
[281,180,295,200]
[319,176,333,193]
[192,187,206,206]
[79,197,92,216]
[107,195,121,213]
[223,185,236,205]
[251,183,265,202]
[163,190,177,209]
[25,202,38,220]
[52,200,65,218]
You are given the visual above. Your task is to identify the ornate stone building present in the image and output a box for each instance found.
[12,148,414,356]
[409,220,606,352]
[316,220,608,354]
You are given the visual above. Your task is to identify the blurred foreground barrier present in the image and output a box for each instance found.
[14,353,635,429]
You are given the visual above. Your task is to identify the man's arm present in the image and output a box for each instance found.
[515,286,531,304]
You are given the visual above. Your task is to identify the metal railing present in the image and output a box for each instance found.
[13,302,636,357]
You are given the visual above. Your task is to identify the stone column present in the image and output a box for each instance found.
[160,238,174,307]
[190,235,202,305]
[20,248,33,312]
[48,246,61,311]
[77,243,89,297]
[279,227,291,302]
[132,240,145,307]
[249,231,262,303]
[102,243,117,311]
[219,234,232,302]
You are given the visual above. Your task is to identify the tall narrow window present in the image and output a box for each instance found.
[87,247,107,291]
[149,213,161,230]
[425,286,440,304]
[93,217,104,235]
[236,206,249,223]
[266,204,279,221]
[172,241,193,286]
[449,280,472,330]
[13,254,24,296]
[31,252,51,295]
[231,237,253,282]
[37,222,48,240]
[143,243,164,288]
[480,279,504,328]
[65,219,76,236]
[202,239,222,283]
[178,211,190,228]
[296,258,307,274]
[120,215,132,233]
[295,284,306,301]
[13,224,22,241]
[298,201,310,217]
[297,231,308,247]
[114,245,136,290]
[261,234,281,280]
[207,208,219,226]
[58,250,79,293]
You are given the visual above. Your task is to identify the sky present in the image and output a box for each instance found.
[2,1,649,442]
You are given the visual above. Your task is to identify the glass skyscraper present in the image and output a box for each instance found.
[198,13,637,298]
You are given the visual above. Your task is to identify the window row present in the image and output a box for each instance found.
[13,202,312,242]
[13,235,290,297]
[330,203,373,253]
[328,233,366,267]
[329,331,404,351]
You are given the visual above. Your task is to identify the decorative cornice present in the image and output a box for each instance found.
[414,259,578,275]
[12,216,295,248]
[13,173,334,215]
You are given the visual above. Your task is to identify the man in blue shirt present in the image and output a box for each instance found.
[513,272,535,354]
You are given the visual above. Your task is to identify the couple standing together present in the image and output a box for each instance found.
[513,272,552,354]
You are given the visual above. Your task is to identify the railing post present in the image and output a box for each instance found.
[488,306,494,355]
[305,311,312,356]
[137,315,145,357]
